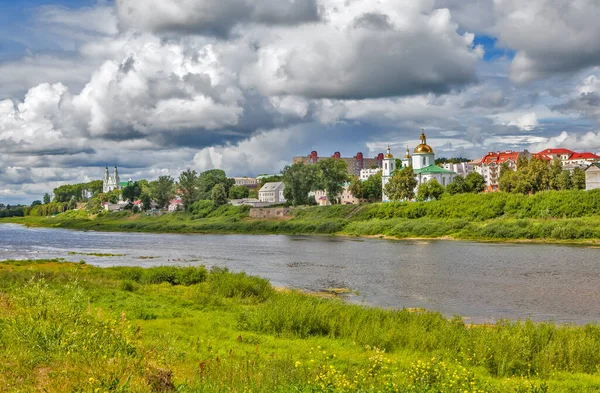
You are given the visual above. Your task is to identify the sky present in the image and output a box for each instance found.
[2,0,600,204]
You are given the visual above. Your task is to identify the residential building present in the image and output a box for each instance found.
[312,184,362,206]
[585,163,600,190]
[442,162,473,177]
[168,198,184,212]
[382,131,456,202]
[470,150,532,191]
[293,151,385,176]
[233,177,259,189]
[359,168,381,180]
[535,148,600,166]
[259,182,286,204]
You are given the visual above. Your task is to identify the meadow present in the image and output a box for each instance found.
[2,259,600,392]
[4,190,600,243]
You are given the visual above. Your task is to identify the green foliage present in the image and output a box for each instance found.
[210,267,274,301]
[178,169,199,209]
[198,169,235,200]
[121,181,142,203]
[464,172,486,193]
[43,193,51,205]
[282,162,320,206]
[0,206,26,218]
[53,180,102,203]
[229,185,250,199]
[349,172,382,202]
[28,202,69,216]
[384,166,417,201]
[446,175,468,195]
[149,175,175,208]
[211,183,228,207]
[572,167,586,190]
[317,158,349,205]
[416,179,445,201]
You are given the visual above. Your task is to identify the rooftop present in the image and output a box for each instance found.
[414,165,456,174]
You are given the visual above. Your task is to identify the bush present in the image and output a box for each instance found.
[209,267,274,302]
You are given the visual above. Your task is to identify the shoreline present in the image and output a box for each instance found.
[3,217,600,247]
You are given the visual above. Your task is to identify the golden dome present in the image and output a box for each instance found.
[384,145,393,159]
[404,146,412,159]
[413,131,434,154]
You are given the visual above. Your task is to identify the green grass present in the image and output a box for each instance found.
[4,190,600,243]
[1,260,600,392]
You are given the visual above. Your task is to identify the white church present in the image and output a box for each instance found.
[382,131,456,202]
[103,166,131,193]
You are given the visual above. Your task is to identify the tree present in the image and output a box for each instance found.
[464,172,486,193]
[572,167,586,190]
[282,163,319,206]
[122,181,142,203]
[349,172,383,202]
[31,200,42,207]
[383,166,417,201]
[317,158,349,204]
[229,185,250,199]
[548,158,563,190]
[43,193,51,205]
[446,175,468,195]
[416,179,445,201]
[348,176,364,201]
[498,169,519,193]
[179,169,199,209]
[86,197,102,213]
[259,175,283,188]
[211,184,228,207]
[198,170,234,200]
[149,175,175,208]
[558,170,572,191]
[140,193,152,211]
[395,159,403,170]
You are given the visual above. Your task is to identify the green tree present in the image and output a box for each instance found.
[282,163,319,206]
[43,193,51,205]
[229,185,250,199]
[558,170,572,190]
[178,169,199,209]
[383,166,417,201]
[31,200,42,207]
[464,172,486,193]
[150,175,175,208]
[348,176,364,201]
[498,169,519,193]
[259,175,283,188]
[122,181,142,203]
[108,190,120,204]
[548,159,563,190]
[86,197,102,213]
[361,172,383,202]
[416,179,445,201]
[140,193,152,211]
[211,183,228,207]
[198,170,234,200]
[317,158,349,204]
[446,175,468,195]
[572,167,586,190]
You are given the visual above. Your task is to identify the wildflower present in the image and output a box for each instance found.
[295,361,301,368]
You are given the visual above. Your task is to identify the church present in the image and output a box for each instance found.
[382,131,456,202]
[103,166,131,193]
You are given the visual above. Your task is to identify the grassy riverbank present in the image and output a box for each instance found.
[3,190,600,243]
[2,259,600,392]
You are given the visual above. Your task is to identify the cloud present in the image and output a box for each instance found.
[507,112,539,131]
[529,130,600,152]
[241,2,482,99]
[115,0,320,37]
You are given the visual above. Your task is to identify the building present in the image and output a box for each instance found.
[259,182,286,204]
[585,163,600,190]
[168,198,184,212]
[233,177,259,189]
[536,148,600,166]
[442,162,473,177]
[382,131,456,202]
[312,184,362,206]
[470,150,532,191]
[103,166,131,193]
[359,168,381,180]
[293,151,384,176]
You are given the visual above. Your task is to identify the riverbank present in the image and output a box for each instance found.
[4,190,600,244]
[1,259,600,392]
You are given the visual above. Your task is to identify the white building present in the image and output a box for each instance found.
[233,177,259,189]
[103,166,120,193]
[168,198,184,212]
[585,163,600,190]
[359,168,381,180]
[312,184,361,206]
[259,182,286,204]
[442,162,473,177]
[382,131,456,202]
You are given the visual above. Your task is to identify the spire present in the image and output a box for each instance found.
[420,129,426,144]
[385,144,393,158]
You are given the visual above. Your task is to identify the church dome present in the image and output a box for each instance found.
[413,131,434,154]
[384,145,393,159]
[404,146,412,159]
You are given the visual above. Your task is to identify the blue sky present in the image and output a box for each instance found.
[1,0,600,204]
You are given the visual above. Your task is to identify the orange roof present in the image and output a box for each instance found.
[569,152,600,160]
[531,154,552,161]
[480,151,521,165]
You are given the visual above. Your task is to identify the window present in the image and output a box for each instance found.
[423,157,426,166]
[442,177,446,186]
[385,163,387,170]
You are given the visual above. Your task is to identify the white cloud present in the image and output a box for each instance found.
[507,112,539,131]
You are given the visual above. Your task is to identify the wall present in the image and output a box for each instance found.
[249,207,292,219]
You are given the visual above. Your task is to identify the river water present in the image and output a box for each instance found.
[1,223,599,324]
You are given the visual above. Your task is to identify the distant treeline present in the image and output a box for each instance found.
[0,206,26,218]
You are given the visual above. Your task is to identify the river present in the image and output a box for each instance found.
[1,223,599,324]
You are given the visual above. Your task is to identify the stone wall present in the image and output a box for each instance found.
[249,207,292,219]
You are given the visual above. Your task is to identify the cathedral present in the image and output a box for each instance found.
[103,166,128,193]
[382,131,456,202]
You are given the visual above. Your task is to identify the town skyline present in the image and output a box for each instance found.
[3,1,600,204]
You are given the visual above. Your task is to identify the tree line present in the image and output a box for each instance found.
[281,158,349,206]
[499,157,586,193]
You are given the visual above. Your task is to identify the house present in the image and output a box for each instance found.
[233,177,259,189]
[470,150,532,191]
[442,162,473,177]
[102,202,121,212]
[585,163,600,190]
[312,184,362,206]
[359,168,381,180]
[536,149,600,166]
[258,182,286,204]
[168,198,184,212]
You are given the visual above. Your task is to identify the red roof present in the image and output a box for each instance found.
[169,198,182,205]
[536,148,574,156]
[480,151,521,165]
[531,154,552,161]
[569,152,600,160]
